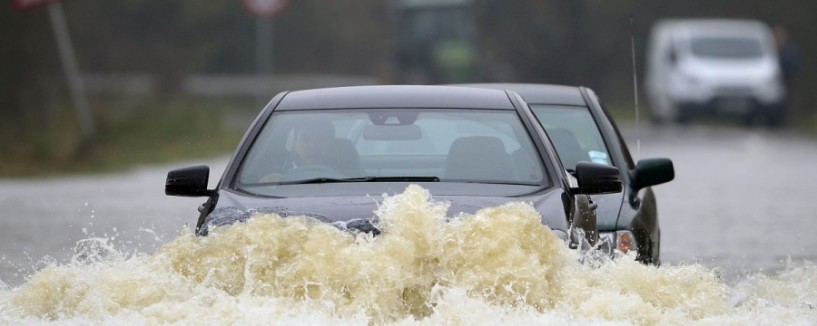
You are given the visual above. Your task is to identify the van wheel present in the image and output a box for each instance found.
[648,97,675,125]
[767,115,785,128]
[742,112,758,127]
[672,108,690,124]
[665,102,691,124]
[648,109,666,125]
[765,107,787,128]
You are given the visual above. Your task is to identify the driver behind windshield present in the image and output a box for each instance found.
[260,119,335,182]
[290,119,335,168]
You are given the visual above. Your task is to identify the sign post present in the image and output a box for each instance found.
[242,0,288,106]
[14,0,95,146]
[48,2,94,146]
[255,17,273,107]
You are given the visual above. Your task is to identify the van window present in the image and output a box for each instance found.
[690,37,763,59]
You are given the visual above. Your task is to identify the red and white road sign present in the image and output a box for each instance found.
[242,0,288,18]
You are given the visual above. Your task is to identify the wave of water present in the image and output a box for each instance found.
[1,185,815,325]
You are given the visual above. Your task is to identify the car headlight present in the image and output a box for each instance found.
[599,230,637,255]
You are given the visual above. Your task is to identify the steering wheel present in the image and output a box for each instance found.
[280,165,345,182]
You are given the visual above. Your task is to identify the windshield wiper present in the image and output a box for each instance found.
[358,176,440,182]
[278,176,440,185]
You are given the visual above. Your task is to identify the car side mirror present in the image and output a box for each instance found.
[631,158,674,191]
[571,162,622,195]
[165,165,213,197]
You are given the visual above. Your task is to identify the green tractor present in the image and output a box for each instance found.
[392,0,478,84]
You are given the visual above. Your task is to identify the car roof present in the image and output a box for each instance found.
[655,19,771,36]
[456,83,587,106]
[275,85,516,110]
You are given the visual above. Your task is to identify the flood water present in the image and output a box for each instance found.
[1,125,817,324]
[633,124,817,278]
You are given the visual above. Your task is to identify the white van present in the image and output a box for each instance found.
[645,19,786,126]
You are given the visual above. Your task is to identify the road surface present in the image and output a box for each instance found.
[630,123,817,278]
[1,124,816,286]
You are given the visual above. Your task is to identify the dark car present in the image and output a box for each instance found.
[461,84,674,265]
[165,85,622,252]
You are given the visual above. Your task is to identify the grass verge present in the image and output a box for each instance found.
[0,97,255,178]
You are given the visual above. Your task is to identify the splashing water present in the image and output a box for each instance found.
[1,185,815,325]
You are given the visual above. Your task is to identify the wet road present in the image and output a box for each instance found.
[1,124,816,286]
[630,123,817,278]
[0,159,229,287]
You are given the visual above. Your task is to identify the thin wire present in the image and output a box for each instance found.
[630,15,641,161]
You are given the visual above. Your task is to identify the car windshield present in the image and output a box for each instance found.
[689,36,764,59]
[529,105,611,170]
[236,108,547,194]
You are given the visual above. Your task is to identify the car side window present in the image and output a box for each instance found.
[529,105,612,170]
[601,105,636,170]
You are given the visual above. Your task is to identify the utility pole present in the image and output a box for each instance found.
[13,0,95,148]
[48,2,94,147]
